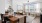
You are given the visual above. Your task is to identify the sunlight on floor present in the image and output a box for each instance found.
[26,15,40,23]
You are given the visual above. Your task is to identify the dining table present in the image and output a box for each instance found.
[8,16,19,23]
[8,14,26,23]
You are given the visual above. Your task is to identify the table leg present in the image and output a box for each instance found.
[24,16,26,23]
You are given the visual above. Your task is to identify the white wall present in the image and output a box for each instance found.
[12,0,42,12]
[0,0,5,20]
[0,0,5,14]
[5,0,42,12]
[35,3,40,13]
[5,0,39,12]
[40,3,42,13]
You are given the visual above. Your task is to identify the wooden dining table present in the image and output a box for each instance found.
[15,14,26,23]
[8,16,19,23]
[8,14,26,23]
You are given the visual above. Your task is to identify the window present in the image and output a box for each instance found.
[25,3,36,12]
